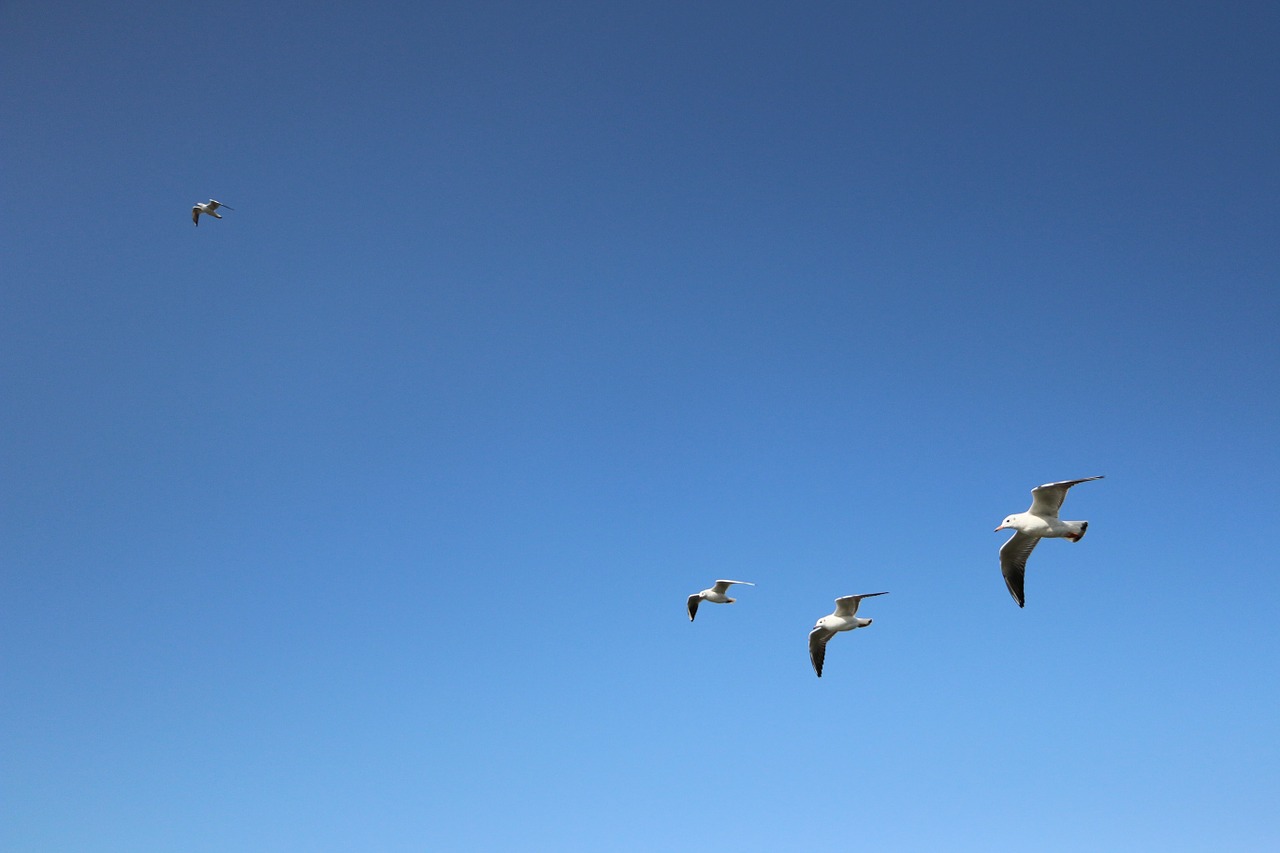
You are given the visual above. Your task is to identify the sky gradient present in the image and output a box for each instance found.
[4,2,1279,850]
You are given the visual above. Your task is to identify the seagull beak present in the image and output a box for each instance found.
[994,524,1005,532]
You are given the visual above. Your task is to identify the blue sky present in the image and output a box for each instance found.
[3,2,1278,850]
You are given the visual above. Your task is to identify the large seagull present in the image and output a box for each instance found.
[192,199,233,226]
[995,476,1104,607]
[687,579,754,621]
[808,592,888,678]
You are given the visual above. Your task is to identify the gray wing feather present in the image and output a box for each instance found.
[833,591,888,617]
[687,594,700,622]
[999,531,1040,607]
[1029,476,1104,517]
[833,596,860,617]
[809,626,835,677]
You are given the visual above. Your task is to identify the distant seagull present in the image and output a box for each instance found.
[995,476,1104,607]
[687,580,754,621]
[192,199,233,226]
[808,592,888,678]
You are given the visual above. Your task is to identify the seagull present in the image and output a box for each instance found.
[192,199,233,226]
[687,580,754,621]
[995,476,1104,608]
[808,592,888,678]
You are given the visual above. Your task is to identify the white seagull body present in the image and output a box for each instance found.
[808,592,888,678]
[995,476,1104,607]
[687,579,754,621]
[192,199,233,226]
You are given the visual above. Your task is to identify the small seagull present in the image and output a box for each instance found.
[808,592,888,678]
[995,476,1104,608]
[192,199,233,226]
[687,580,754,621]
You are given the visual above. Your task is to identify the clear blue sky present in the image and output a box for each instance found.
[4,2,1278,850]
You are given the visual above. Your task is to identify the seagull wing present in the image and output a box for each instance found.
[687,594,700,622]
[711,580,754,594]
[206,200,223,211]
[834,596,860,617]
[809,626,834,677]
[833,592,888,617]
[1000,531,1040,608]
[1029,476,1104,517]
[192,206,201,226]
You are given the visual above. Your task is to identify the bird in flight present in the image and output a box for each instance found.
[687,579,754,621]
[808,591,888,678]
[995,476,1104,607]
[192,199,233,226]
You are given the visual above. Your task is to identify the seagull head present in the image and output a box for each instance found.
[995,515,1017,532]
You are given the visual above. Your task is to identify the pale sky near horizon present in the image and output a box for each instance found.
[3,2,1279,850]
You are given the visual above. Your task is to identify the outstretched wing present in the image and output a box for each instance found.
[192,206,201,225]
[1029,476,1103,517]
[808,626,834,677]
[711,579,754,594]
[999,531,1040,607]
[687,594,700,622]
[833,591,888,617]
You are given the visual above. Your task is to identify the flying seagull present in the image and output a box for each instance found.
[687,580,754,621]
[995,476,1104,608]
[192,199,233,226]
[808,592,888,678]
